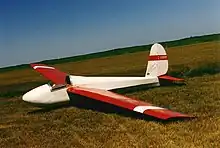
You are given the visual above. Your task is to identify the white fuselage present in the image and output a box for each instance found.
[69,75,159,90]
[22,75,159,106]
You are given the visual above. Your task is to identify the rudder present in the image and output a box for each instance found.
[145,43,168,76]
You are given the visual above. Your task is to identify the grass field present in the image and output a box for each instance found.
[0,40,220,147]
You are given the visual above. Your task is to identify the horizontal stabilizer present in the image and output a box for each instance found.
[67,86,192,120]
[159,75,184,81]
[30,63,67,84]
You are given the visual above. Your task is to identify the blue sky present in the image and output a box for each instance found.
[0,0,219,67]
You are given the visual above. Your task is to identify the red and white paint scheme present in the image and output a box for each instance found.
[22,43,192,120]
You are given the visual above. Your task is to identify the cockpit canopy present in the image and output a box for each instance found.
[47,81,66,91]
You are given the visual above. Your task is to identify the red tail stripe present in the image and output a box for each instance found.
[149,55,168,61]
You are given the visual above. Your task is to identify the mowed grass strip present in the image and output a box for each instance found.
[0,74,220,148]
[0,41,220,147]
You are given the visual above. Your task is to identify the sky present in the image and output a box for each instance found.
[0,0,219,68]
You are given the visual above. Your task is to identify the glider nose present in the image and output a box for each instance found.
[22,84,51,104]
[22,90,38,103]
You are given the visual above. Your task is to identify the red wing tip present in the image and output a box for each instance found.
[155,114,194,120]
[165,114,194,120]
[30,63,36,67]
[30,63,44,67]
[144,109,194,120]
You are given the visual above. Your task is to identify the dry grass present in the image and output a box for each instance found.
[0,41,220,147]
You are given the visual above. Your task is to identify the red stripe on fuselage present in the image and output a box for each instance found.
[148,55,168,61]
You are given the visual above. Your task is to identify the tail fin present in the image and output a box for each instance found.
[145,43,168,77]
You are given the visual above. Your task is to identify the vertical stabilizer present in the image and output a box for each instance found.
[145,43,168,76]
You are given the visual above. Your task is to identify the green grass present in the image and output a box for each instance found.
[0,39,220,147]
[168,62,220,78]
[0,74,220,147]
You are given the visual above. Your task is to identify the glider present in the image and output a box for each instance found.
[23,43,192,120]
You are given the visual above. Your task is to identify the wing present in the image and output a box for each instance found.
[30,63,67,84]
[67,86,192,120]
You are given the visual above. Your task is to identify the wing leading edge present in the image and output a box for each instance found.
[67,86,192,120]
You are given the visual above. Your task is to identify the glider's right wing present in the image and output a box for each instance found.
[30,63,67,84]
[67,86,193,120]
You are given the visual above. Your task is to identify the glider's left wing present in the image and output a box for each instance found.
[67,86,192,120]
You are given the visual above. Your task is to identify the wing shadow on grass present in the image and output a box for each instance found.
[28,103,72,114]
